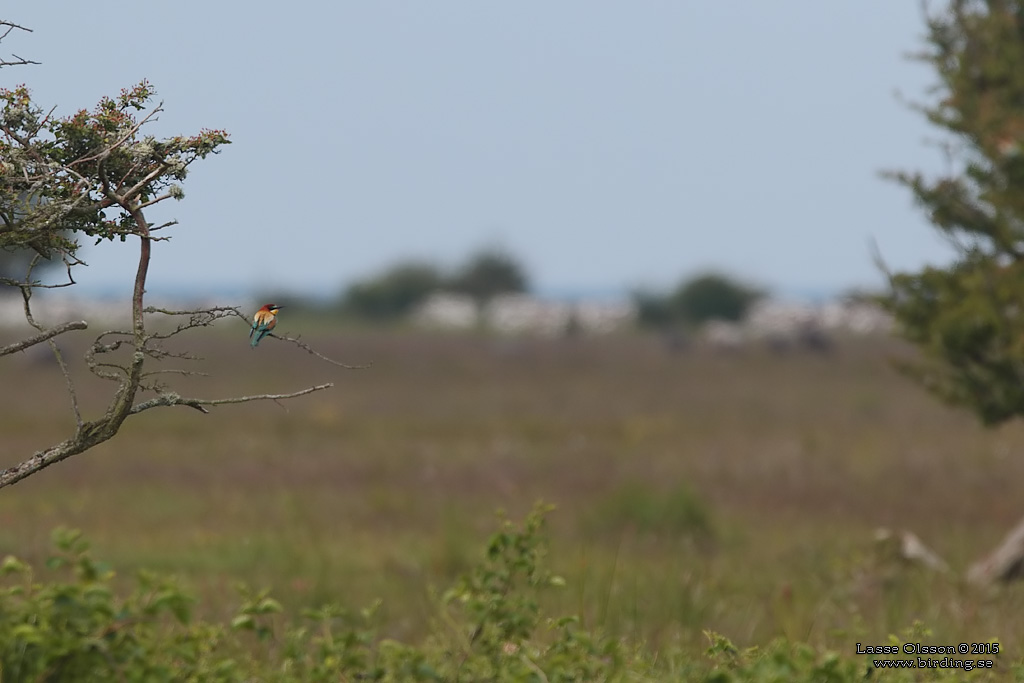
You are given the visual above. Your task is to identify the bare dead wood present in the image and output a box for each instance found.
[129,383,334,415]
[0,21,38,67]
[0,319,87,356]
[1,426,113,489]
[967,517,1024,586]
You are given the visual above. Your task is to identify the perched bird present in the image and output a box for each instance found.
[250,303,282,348]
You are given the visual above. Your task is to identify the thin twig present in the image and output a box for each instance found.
[149,220,178,232]
[136,192,177,210]
[85,329,132,381]
[142,368,209,378]
[269,332,373,370]
[0,277,77,289]
[129,383,334,415]
[1,54,39,67]
[18,255,43,329]
[0,23,37,66]
[48,339,83,429]
[0,21,33,37]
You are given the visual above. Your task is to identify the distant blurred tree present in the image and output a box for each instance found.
[633,273,762,328]
[672,273,763,325]
[447,249,529,303]
[340,261,444,321]
[631,289,676,328]
[880,0,1024,426]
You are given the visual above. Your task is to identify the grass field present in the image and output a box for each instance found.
[2,321,1024,671]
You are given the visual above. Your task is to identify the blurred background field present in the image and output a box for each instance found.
[2,321,1022,659]
[7,3,1024,677]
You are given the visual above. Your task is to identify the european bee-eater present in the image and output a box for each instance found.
[250,303,282,348]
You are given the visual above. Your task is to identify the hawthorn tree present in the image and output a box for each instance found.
[0,27,360,490]
[881,0,1024,582]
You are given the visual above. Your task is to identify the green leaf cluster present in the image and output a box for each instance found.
[0,81,229,270]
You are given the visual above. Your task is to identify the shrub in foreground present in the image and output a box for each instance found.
[0,507,1008,681]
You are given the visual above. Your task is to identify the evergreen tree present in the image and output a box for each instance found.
[882,0,1024,425]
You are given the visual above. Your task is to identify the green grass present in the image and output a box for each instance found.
[2,326,1024,673]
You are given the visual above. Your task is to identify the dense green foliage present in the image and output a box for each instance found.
[0,507,629,681]
[2,506,1003,682]
[881,0,1024,424]
[0,82,228,278]
[634,272,763,328]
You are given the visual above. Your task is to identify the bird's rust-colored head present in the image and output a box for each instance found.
[258,303,283,315]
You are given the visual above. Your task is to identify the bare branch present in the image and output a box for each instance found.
[136,192,177,210]
[17,257,43,329]
[0,22,38,67]
[0,254,80,290]
[85,331,132,381]
[141,347,201,362]
[0,21,33,38]
[1,54,38,67]
[143,306,241,342]
[0,436,86,489]
[142,368,209,378]
[5,254,84,427]
[0,320,88,357]
[268,332,373,370]
[145,305,242,317]
[151,306,372,368]
[0,276,77,290]
[48,339,83,429]
[129,383,334,415]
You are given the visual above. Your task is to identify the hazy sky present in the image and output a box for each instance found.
[6,3,951,300]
